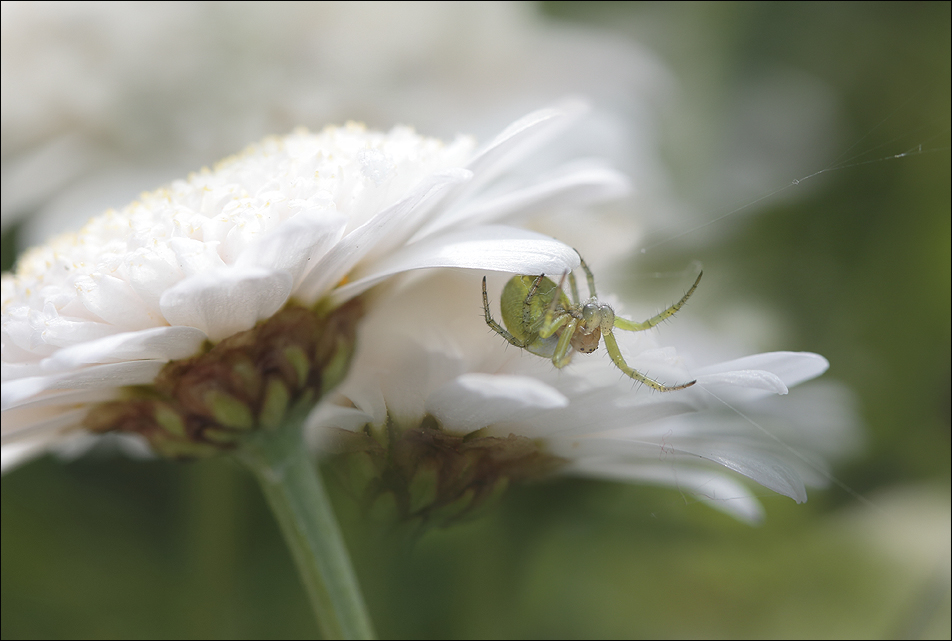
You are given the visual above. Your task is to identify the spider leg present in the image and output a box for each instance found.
[545,271,568,314]
[578,253,597,299]
[522,274,547,329]
[537,310,573,340]
[614,271,703,332]
[550,317,578,368]
[483,276,530,348]
[568,271,580,305]
[527,271,570,337]
[602,330,695,392]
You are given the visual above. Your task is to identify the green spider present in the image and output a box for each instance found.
[481,256,702,392]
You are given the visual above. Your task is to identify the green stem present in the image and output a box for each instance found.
[235,400,375,639]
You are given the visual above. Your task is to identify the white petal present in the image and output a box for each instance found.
[159,267,292,341]
[514,387,702,439]
[695,352,829,388]
[567,459,766,524]
[42,326,207,372]
[2,440,52,473]
[545,434,666,460]
[33,311,118,350]
[49,431,154,465]
[672,442,808,504]
[169,237,228,276]
[329,225,581,304]
[2,360,45,381]
[126,244,186,312]
[466,99,589,189]
[426,373,568,434]
[695,369,789,395]
[409,100,589,231]
[1,360,166,411]
[295,168,472,302]
[75,273,165,330]
[1,407,88,445]
[418,161,631,239]
[549,431,807,504]
[235,210,347,287]
[3,388,121,416]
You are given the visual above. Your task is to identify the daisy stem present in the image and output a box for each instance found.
[235,399,375,639]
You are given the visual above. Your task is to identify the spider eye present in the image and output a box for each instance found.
[582,303,599,324]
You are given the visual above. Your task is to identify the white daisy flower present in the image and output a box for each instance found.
[310,270,858,524]
[2,102,629,468]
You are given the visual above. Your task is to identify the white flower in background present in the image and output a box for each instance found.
[2,103,631,469]
[311,270,858,524]
[1,2,673,250]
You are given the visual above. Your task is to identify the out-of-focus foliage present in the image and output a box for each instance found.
[3,3,949,638]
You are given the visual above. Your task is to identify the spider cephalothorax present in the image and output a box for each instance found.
[482,255,701,392]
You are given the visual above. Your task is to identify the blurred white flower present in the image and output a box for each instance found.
[2,103,631,469]
[1,2,671,249]
[310,269,858,524]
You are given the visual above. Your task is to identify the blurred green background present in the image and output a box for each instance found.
[3,2,949,638]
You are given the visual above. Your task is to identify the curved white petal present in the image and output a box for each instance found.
[126,244,187,313]
[670,442,808,504]
[1,407,88,445]
[3,388,121,416]
[75,273,165,330]
[568,405,822,503]
[695,369,788,395]
[159,267,293,341]
[1,361,45,382]
[544,434,670,461]
[695,352,829,388]
[418,161,631,239]
[427,373,568,434]
[466,99,589,189]
[49,431,154,464]
[1,360,166,411]
[567,459,766,524]
[296,168,472,302]
[329,225,581,304]
[2,440,52,473]
[514,389,702,439]
[31,312,118,350]
[235,210,347,287]
[41,326,207,372]
[421,100,590,223]
[169,237,227,276]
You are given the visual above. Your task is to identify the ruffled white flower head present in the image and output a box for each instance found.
[2,102,629,467]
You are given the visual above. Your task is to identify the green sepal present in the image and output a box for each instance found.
[407,462,440,515]
[204,390,255,431]
[282,345,311,390]
[154,403,186,437]
[258,377,291,431]
[321,336,356,397]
